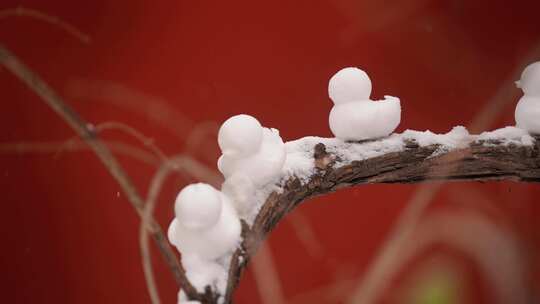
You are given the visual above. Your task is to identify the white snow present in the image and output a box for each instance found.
[181,254,227,294]
[168,184,241,295]
[515,61,540,134]
[282,126,471,184]
[217,114,286,217]
[218,127,286,185]
[328,67,372,104]
[328,68,401,140]
[174,183,222,230]
[516,61,540,96]
[178,290,201,304]
[401,126,472,153]
[478,126,535,146]
[221,173,255,217]
[168,115,287,299]
[329,95,401,140]
[218,114,263,157]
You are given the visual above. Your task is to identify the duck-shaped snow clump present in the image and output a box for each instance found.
[168,183,240,290]
[515,61,540,134]
[217,114,286,215]
[328,67,401,140]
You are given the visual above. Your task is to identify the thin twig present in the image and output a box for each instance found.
[95,121,169,161]
[65,78,195,140]
[287,211,325,259]
[0,43,200,298]
[0,140,158,164]
[250,241,287,304]
[0,6,90,44]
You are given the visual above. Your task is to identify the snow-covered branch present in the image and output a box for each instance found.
[169,66,540,303]
[223,126,539,302]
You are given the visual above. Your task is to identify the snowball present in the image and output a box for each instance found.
[329,95,401,140]
[328,67,372,104]
[169,193,240,260]
[218,114,263,157]
[219,128,286,186]
[174,183,222,230]
[517,61,540,96]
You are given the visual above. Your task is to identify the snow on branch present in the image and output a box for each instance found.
[217,126,539,302]
[173,65,540,303]
[247,127,540,250]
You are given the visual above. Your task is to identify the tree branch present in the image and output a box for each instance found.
[0,43,202,299]
[222,134,540,303]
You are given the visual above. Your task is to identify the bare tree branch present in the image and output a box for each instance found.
[0,140,159,164]
[0,43,203,299]
[0,6,90,44]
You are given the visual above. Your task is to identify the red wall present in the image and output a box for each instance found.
[1,1,540,303]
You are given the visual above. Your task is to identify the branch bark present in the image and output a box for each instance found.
[222,135,540,303]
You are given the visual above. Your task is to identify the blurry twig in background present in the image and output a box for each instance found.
[0,140,159,164]
[184,121,221,163]
[95,121,168,161]
[0,6,90,44]
[287,211,325,259]
[251,242,287,304]
[65,79,222,162]
[404,211,526,304]
[0,44,202,299]
[333,0,430,44]
[65,79,194,139]
[53,120,168,165]
[347,42,540,304]
[289,278,358,304]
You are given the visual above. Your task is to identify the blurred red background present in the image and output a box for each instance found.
[1,1,540,303]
